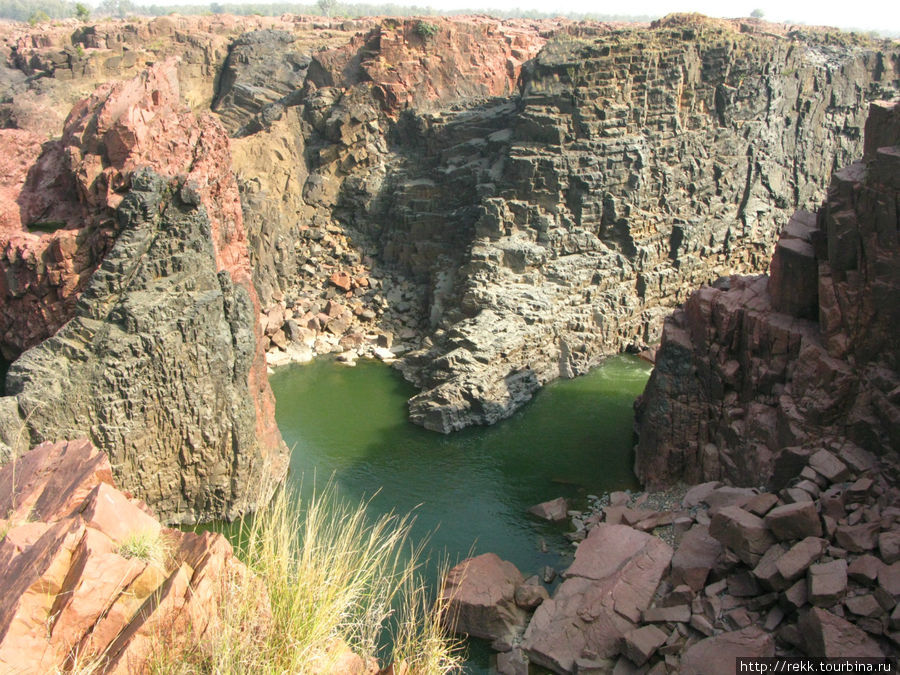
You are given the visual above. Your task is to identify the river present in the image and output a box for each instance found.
[268,355,652,672]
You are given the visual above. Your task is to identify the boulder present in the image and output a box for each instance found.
[764,502,822,541]
[774,537,827,581]
[670,525,723,591]
[879,531,900,564]
[848,555,884,585]
[879,562,900,597]
[800,607,884,657]
[620,625,667,667]
[808,559,848,607]
[522,525,672,673]
[709,506,775,566]
[441,553,527,650]
[808,450,850,483]
[680,627,774,675]
[527,497,568,522]
[834,522,880,553]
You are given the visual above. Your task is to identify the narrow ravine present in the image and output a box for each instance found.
[268,355,651,671]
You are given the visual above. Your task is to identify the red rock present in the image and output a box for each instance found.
[682,481,720,508]
[782,578,808,610]
[643,605,691,623]
[514,582,548,610]
[849,555,884,585]
[752,543,789,591]
[441,553,527,649]
[800,607,884,657]
[834,521,880,553]
[745,493,780,517]
[522,525,672,672]
[765,501,822,541]
[879,531,900,564]
[329,270,353,291]
[774,537,827,581]
[845,594,883,618]
[0,439,259,673]
[670,524,723,591]
[808,449,850,483]
[78,482,161,544]
[808,559,848,606]
[709,506,775,566]
[680,627,774,674]
[879,561,900,597]
[527,497,568,522]
[0,439,113,523]
[620,624,667,667]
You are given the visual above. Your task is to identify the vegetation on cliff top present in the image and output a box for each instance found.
[151,481,463,673]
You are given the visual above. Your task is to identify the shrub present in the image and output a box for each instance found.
[28,10,49,25]
[415,20,439,39]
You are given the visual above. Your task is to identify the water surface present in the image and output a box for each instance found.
[269,355,651,671]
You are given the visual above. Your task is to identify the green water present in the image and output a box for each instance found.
[269,355,651,672]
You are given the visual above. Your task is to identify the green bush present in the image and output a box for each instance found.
[414,20,439,39]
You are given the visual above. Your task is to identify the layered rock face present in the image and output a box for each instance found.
[0,439,252,672]
[635,100,900,490]
[202,16,898,433]
[0,61,285,523]
[395,20,899,431]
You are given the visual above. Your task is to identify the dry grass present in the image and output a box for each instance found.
[150,481,463,674]
[116,530,172,570]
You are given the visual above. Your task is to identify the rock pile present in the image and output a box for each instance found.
[448,459,899,673]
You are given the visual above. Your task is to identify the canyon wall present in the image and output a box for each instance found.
[0,14,897,523]
[635,100,900,490]
[195,15,900,432]
[392,19,899,431]
[0,61,286,523]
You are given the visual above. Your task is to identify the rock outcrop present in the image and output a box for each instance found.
[0,439,253,672]
[395,22,899,431]
[7,16,893,435]
[0,62,286,523]
[635,99,900,490]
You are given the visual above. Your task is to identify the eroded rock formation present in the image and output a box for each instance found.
[0,61,285,523]
[395,21,899,431]
[0,439,253,672]
[635,100,900,490]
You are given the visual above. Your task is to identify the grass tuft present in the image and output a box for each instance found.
[150,480,463,673]
[116,530,172,570]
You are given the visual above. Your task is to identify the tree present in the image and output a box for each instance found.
[317,0,337,17]
[28,9,49,23]
[98,0,136,17]
[74,2,90,20]
[750,8,765,18]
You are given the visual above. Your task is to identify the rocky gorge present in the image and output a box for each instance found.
[443,100,900,672]
[0,8,898,673]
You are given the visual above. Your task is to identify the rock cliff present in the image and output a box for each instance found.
[635,99,899,490]
[199,16,900,432]
[0,61,285,523]
[394,20,899,431]
[7,15,892,436]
